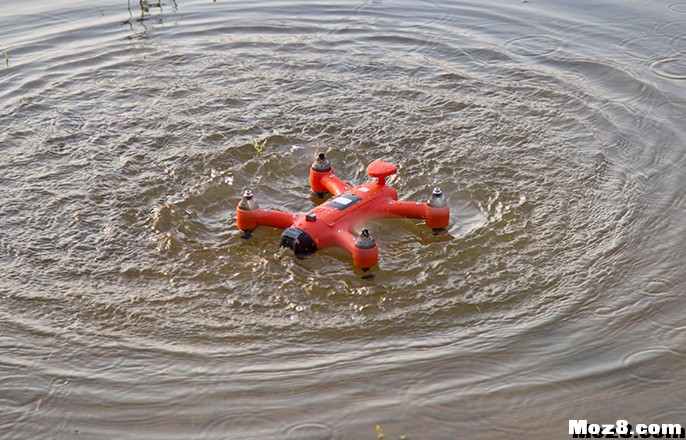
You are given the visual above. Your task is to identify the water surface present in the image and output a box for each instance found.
[1,0,685,438]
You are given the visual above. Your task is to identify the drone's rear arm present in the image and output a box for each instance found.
[384,200,450,230]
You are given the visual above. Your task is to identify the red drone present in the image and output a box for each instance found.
[236,153,449,271]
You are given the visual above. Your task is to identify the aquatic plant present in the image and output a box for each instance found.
[376,425,384,439]
[252,138,267,156]
[375,424,406,439]
[4,51,8,67]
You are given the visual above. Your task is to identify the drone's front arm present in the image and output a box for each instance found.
[328,227,379,270]
[236,206,297,233]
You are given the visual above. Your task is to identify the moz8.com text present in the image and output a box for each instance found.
[569,419,684,438]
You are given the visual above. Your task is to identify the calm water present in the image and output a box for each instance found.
[1,0,685,438]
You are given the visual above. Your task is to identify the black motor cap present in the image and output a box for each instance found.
[280,227,318,257]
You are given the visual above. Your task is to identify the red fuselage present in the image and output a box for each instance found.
[236,156,449,270]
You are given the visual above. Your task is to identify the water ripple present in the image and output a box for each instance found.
[667,2,686,14]
[506,35,564,57]
[650,56,686,80]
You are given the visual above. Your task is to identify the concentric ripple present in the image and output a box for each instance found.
[651,56,686,80]
[1,0,685,438]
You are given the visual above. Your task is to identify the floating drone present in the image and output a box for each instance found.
[236,153,449,271]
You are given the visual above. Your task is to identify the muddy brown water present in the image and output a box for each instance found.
[1,0,685,438]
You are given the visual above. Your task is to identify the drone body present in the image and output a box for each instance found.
[236,153,449,271]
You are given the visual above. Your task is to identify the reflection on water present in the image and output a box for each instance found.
[123,0,178,38]
[0,0,685,438]
[130,0,178,20]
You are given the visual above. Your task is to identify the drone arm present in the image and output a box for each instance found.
[383,200,450,230]
[310,153,350,196]
[236,207,297,232]
[321,173,351,196]
[320,228,378,270]
[384,200,426,219]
